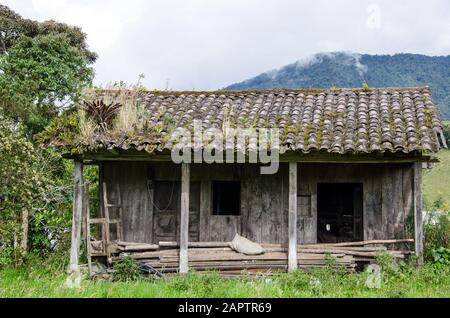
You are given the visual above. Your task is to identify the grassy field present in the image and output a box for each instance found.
[0,260,449,298]
[423,150,450,208]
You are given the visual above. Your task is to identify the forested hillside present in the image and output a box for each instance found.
[225,52,450,119]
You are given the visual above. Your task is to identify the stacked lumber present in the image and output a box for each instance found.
[116,247,356,275]
[114,241,159,252]
[109,239,413,276]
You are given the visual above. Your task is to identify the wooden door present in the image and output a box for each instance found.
[153,181,180,242]
[152,181,200,243]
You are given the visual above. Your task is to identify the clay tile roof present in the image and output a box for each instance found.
[72,87,447,155]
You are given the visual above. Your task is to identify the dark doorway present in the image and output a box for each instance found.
[212,181,241,216]
[317,183,363,243]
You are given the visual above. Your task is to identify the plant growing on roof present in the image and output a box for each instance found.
[362,81,370,92]
[81,99,122,132]
[330,86,342,94]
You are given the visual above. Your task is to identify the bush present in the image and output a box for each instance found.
[442,121,450,146]
[0,115,87,267]
[424,198,450,263]
[113,256,141,282]
[431,247,450,267]
[0,115,48,266]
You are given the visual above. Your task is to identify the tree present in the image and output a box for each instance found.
[0,4,96,62]
[0,4,96,134]
[0,5,97,267]
[0,34,94,133]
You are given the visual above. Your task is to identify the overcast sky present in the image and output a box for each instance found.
[3,0,450,90]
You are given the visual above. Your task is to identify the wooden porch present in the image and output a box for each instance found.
[69,160,422,277]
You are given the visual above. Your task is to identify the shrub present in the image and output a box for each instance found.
[113,256,141,282]
[430,247,450,267]
[442,121,450,146]
[424,198,450,262]
[0,115,48,266]
[0,245,14,269]
[362,81,370,92]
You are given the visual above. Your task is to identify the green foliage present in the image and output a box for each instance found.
[431,247,450,267]
[0,4,100,268]
[34,111,81,148]
[362,80,370,92]
[423,198,450,262]
[0,34,93,133]
[374,253,413,281]
[81,100,122,132]
[113,257,142,282]
[442,121,450,146]
[0,4,96,62]
[0,115,48,264]
[0,4,95,133]
[0,114,99,267]
[0,246,14,268]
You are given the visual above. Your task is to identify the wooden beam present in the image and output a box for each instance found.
[69,160,83,273]
[179,163,190,274]
[82,182,91,274]
[64,150,437,164]
[413,162,423,265]
[280,153,436,163]
[288,162,298,271]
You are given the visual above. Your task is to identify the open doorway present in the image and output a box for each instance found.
[317,183,363,243]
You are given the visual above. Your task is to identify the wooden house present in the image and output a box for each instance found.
[58,87,447,276]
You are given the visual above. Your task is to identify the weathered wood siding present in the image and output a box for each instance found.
[297,163,415,243]
[100,161,416,244]
[101,162,153,243]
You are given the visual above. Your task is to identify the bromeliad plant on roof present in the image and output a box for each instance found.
[81,99,122,132]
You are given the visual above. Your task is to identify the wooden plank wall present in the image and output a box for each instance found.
[100,161,416,244]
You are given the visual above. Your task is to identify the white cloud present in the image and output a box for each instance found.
[31,0,146,52]
[2,0,450,90]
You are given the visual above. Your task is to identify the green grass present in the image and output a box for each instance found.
[423,150,450,207]
[0,262,449,298]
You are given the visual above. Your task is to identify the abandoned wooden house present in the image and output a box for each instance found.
[53,86,447,276]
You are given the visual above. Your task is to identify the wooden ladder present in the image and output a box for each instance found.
[102,182,124,247]
[86,182,123,274]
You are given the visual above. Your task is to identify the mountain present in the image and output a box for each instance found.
[224,52,450,119]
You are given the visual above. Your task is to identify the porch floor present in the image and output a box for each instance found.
[94,240,414,277]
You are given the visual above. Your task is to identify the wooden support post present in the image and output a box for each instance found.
[413,162,423,266]
[82,182,91,274]
[69,160,83,273]
[102,182,111,260]
[20,208,29,256]
[81,182,89,250]
[288,162,298,271]
[179,163,190,274]
[199,180,212,241]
